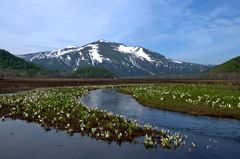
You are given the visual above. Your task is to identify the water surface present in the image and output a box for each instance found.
[0,89,239,159]
[0,119,192,159]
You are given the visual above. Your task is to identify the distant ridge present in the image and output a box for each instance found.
[210,56,240,73]
[0,49,44,76]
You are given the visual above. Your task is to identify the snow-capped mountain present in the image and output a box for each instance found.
[20,40,210,77]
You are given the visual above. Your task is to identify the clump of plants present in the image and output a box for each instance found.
[0,87,184,148]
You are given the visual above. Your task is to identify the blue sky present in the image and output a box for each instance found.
[0,0,240,64]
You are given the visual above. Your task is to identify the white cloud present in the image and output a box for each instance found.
[0,0,152,54]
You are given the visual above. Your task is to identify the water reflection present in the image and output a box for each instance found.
[0,119,191,159]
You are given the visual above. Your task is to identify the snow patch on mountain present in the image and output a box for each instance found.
[173,60,183,64]
[114,45,153,62]
[43,46,80,59]
[115,45,137,53]
[129,57,155,75]
[135,48,153,62]
[29,52,48,61]
[87,44,102,65]
[66,45,79,49]
[67,55,71,60]
[86,44,111,65]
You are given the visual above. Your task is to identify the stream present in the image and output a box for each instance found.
[80,89,240,159]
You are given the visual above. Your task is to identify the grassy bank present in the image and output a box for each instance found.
[0,87,183,148]
[118,84,240,119]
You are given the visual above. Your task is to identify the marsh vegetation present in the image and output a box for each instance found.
[0,84,240,159]
[118,84,240,119]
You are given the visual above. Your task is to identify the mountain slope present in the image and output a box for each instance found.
[20,40,211,77]
[0,49,45,76]
[210,56,240,73]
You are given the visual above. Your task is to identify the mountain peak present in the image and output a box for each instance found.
[94,39,112,44]
[99,39,110,43]
[20,40,211,77]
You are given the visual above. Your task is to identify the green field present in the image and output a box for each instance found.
[118,84,240,119]
[0,87,183,148]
